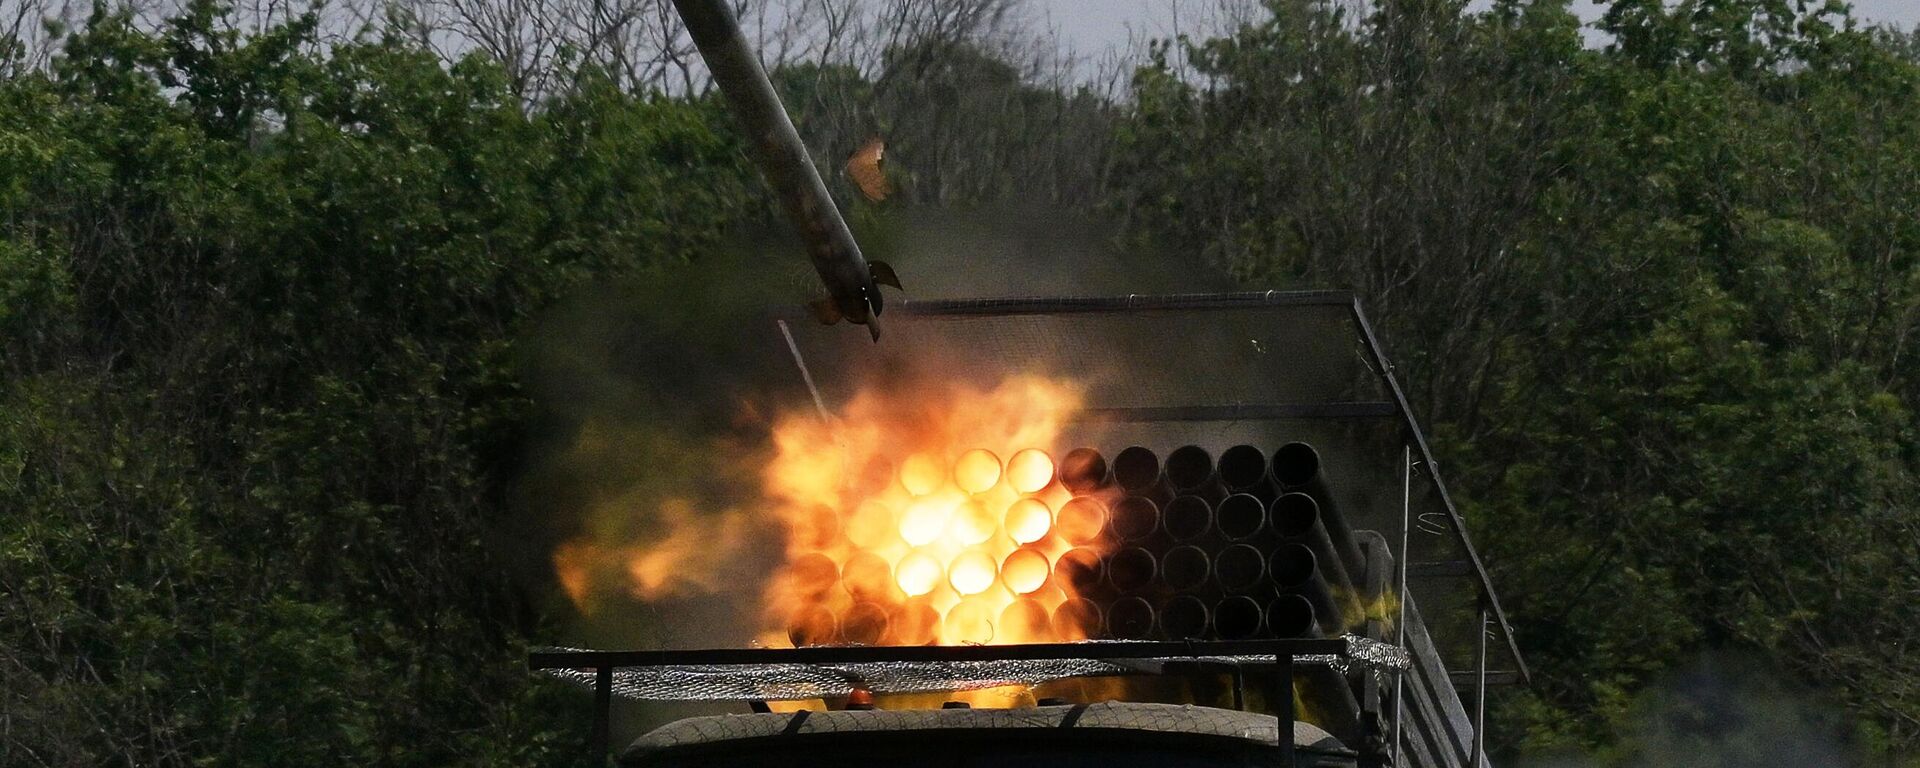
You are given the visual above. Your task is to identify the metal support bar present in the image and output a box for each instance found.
[1278,653,1296,768]
[1451,670,1522,687]
[591,666,612,764]
[1359,532,1392,768]
[1472,607,1489,768]
[886,290,1357,318]
[1392,445,1411,766]
[1351,299,1530,686]
[1406,560,1475,578]
[530,638,1349,670]
[1077,402,1398,423]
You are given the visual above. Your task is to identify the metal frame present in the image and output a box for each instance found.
[860,291,1527,685]
[532,638,1348,765]
[531,290,1520,766]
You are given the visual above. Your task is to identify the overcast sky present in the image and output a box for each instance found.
[1033,0,1920,56]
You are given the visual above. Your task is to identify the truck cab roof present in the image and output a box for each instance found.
[623,701,1356,767]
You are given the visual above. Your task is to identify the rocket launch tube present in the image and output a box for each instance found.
[1109,496,1161,543]
[1214,595,1265,639]
[1217,444,1277,499]
[1161,545,1213,592]
[1059,448,1111,493]
[668,0,885,332]
[1213,543,1267,593]
[1107,547,1159,593]
[1053,547,1106,595]
[1269,492,1360,597]
[1266,593,1320,639]
[1160,595,1211,640]
[1114,446,1175,504]
[1165,445,1228,502]
[1051,597,1102,639]
[1215,493,1268,541]
[1107,596,1157,640]
[1270,442,1368,577]
[1163,495,1213,542]
[1269,543,1346,634]
[840,602,890,645]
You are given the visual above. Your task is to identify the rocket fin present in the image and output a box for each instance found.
[869,260,902,290]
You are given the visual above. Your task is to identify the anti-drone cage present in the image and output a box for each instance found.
[532,290,1525,768]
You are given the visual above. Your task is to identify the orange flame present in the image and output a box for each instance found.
[550,500,755,613]
[551,374,1114,646]
[760,374,1113,646]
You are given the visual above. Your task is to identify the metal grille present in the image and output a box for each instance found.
[539,636,1408,701]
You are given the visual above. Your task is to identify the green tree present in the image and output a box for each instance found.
[0,3,757,763]
[1114,0,1920,762]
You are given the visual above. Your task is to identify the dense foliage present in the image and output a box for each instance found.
[4,0,1919,765]
[1117,0,1920,762]
[0,3,756,764]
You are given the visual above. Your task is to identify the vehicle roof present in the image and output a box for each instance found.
[623,701,1352,766]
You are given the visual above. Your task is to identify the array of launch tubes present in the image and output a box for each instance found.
[1050,442,1369,642]
[789,441,1375,646]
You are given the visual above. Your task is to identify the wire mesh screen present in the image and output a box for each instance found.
[540,637,1410,701]
[791,297,1380,412]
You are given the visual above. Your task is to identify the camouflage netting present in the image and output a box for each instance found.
[539,636,1409,701]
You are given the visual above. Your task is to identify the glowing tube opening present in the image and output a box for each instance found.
[895,550,944,597]
[1006,448,1056,494]
[890,601,939,645]
[1000,548,1051,595]
[946,499,999,545]
[1054,497,1107,545]
[1003,498,1053,545]
[844,499,899,549]
[841,602,890,645]
[790,552,840,598]
[1051,598,1101,639]
[900,452,948,496]
[787,605,839,646]
[901,493,959,546]
[947,550,999,596]
[953,448,1002,494]
[840,550,895,600]
[944,598,996,644]
[998,599,1051,640]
